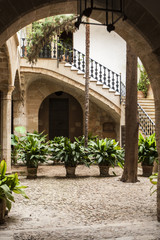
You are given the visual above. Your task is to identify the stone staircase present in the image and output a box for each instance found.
[138,98,155,122]
[21,38,155,136]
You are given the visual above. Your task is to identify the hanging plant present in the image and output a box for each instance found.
[26,15,77,64]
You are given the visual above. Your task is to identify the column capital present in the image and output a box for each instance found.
[8,85,15,94]
[2,85,15,100]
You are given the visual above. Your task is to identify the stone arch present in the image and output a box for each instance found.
[0,2,160,105]
[39,91,83,141]
[21,63,121,118]
[26,76,85,133]
[25,73,120,140]
[0,44,12,90]
[1,0,160,218]
[0,43,12,158]
[0,0,159,153]
[12,70,25,131]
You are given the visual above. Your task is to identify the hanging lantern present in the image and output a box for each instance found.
[75,0,126,32]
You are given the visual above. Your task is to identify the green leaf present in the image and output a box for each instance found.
[13,187,29,199]
[0,184,15,202]
[6,198,12,211]
[0,160,7,176]
[118,162,124,169]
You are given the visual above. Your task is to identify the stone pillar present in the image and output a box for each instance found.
[1,86,14,173]
[121,44,139,182]
[13,93,26,131]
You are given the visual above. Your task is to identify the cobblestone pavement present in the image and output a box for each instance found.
[0,165,160,240]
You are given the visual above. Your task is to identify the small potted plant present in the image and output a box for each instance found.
[51,137,89,177]
[17,131,49,179]
[49,136,66,164]
[0,160,28,223]
[137,64,150,98]
[89,138,124,177]
[138,133,158,177]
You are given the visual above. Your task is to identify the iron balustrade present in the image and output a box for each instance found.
[120,82,155,136]
[137,103,155,136]
[20,38,155,135]
[21,38,121,93]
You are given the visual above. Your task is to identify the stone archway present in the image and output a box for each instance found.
[39,91,83,141]
[0,0,160,219]
[25,74,119,140]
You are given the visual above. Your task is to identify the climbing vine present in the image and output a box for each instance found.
[26,15,77,64]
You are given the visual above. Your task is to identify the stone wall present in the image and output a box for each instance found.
[20,75,119,141]
[89,101,117,140]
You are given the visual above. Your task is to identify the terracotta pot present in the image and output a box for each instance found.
[99,165,110,177]
[27,167,38,179]
[137,90,145,99]
[0,198,6,224]
[65,166,76,177]
[142,165,153,177]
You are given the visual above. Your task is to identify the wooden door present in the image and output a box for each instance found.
[49,98,69,139]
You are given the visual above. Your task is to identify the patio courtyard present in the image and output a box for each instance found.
[0,165,160,240]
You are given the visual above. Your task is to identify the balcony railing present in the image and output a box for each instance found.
[21,38,122,95]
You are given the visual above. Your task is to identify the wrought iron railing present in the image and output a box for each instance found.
[21,38,121,93]
[20,38,155,136]
[120,80,126,103]
[137,103,155,136]
[119,82,155,135]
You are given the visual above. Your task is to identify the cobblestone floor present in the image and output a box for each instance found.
[0,165,160,240]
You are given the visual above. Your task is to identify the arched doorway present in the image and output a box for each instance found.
[39,91,83,141]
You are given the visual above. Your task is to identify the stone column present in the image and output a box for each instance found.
[121,44,139,182]
[1,86,14,173]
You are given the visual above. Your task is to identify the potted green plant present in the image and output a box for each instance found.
[89,138,124,177]
[49,136,66,164]
[137,64,150,98]
[0,160,28,223]
[51,137,89,177]
[17,131,49,179]
[138,133,158,177]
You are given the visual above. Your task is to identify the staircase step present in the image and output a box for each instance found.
[102,85,109,89]
[77,70,84,75]
[71,66,78,71]
[64,63,72,67]
[139,106,155,109]
[109,89,116,93]
[96,81,103,86]
[138,97,155,123]
[138,101,155,105]
[138,102,155,107]
[90,77,97,82]
[138,98,154,101]
[142,111,155,114]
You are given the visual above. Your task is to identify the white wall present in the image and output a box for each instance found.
[73,19,126,83]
